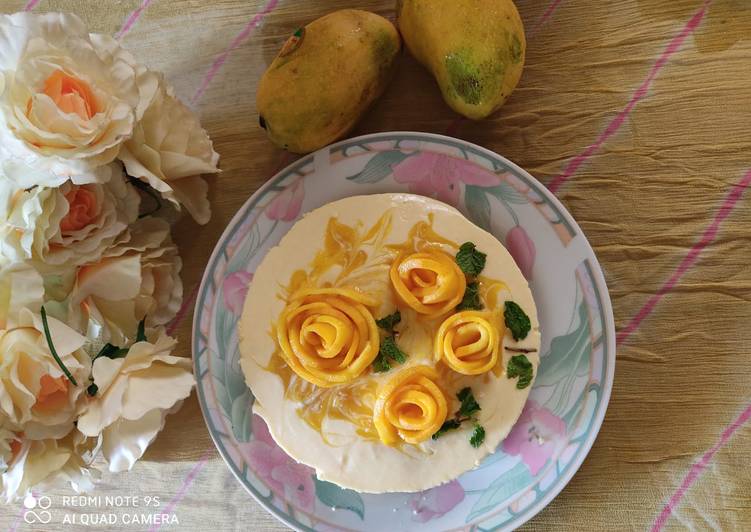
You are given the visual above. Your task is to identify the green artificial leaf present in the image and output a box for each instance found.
[94,343,128,361]
[136,318,147,342]
[457,387,481,418]
[375,310,401,331]
[507,354,534,389]
[504,301,531,341]
[432,419,462,440]
[470,423,486,448]
[457,281,483,311]
[346,150,411,184]
[313,477,365,520]
[455,242,487,276]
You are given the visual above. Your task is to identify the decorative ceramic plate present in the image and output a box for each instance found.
[193,132,615,531]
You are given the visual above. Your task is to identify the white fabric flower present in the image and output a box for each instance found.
[1,428,100,502]
[0,262,44,329]
[55,217,182,346]
[0,165,139,268]
[0,12,158,186]
[0,309,89,440]
[119,74,219,224]
[0,417,21,479]
[77,329,194,472]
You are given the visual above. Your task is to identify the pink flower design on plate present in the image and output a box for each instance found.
[503,400,566,475]
[266,178,304,221]
[222,271,253,315]
[408,479,465,523]
[506,225,536,280]
[242,415,316,511]
[392,152,498,205]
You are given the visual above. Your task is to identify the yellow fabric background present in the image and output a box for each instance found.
[0,0,749,530]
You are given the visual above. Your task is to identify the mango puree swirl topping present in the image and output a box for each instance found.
[373,365,449,445]
[276,287,380,387]
[389,249,466,317]
[434,311,502,375]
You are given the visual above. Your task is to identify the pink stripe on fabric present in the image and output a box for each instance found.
[8,503,26,532]
[166,282,199,337]
[652,402,751,531]
[148,448,212,532]
[116,0,155,40]
[23,0,40,11]
[547,0,711,194]
[190,0,280,105]
[535,0,565,31]
[616,168,751,346]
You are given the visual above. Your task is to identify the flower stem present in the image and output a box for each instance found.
[40,307,78,386]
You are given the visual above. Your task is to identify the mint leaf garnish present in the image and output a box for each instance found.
[380,336,407,364]
[507,354,534,389]
[372,352,391,373]
[504,301,531,341]
[432,387,483,445]
[375,311,401,332]
[432,419,462,440]
[455,242,487,276]
[457,281,482,311]
[470,423,486,448]
[372,336,408,372]
[457,387,481,418]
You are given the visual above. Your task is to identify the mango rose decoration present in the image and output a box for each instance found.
[434,311,501,375]
[277,288,380,387]
[0,11,216,500]
[390,249,466,317]
[373,366,448,445]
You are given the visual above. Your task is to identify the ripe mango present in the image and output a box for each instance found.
[257,10,400,153]
[397,0,525,120]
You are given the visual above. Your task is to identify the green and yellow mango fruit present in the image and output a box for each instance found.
[397,0,526,120]
[257,9,400,153]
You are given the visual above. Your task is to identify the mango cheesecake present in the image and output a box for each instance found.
[239,194,540,493]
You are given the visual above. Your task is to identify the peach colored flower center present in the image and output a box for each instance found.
[33,374,69,414]
[41,70,98,120]
[60,187,97,234]
[9,433,23,461]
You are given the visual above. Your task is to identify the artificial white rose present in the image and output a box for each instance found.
[0,417,21,479]
[77,329,194,472]
[119,74,219,224]
[104,216,183,326]
[1,429,100,502]
[0,262,44,329]
[54,217,182,347]
[0,12,158,186]
[0,309,90,440]
[0,165,140,268]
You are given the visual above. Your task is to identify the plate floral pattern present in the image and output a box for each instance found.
[193,132,615,531]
